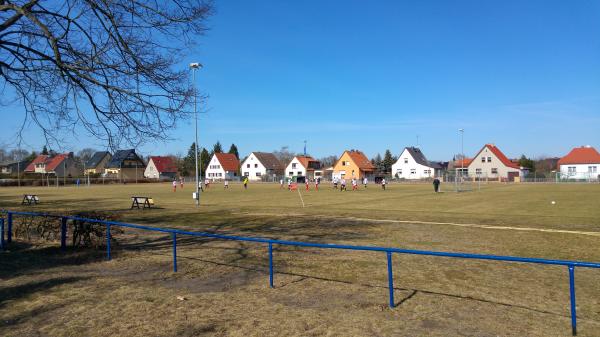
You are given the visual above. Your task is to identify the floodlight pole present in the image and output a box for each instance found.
[190,63,202,207]
[459,129,464,176]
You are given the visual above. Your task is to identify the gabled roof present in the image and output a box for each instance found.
[251,152,284,171]
[107,149,144,168]
[473,144,520,169]
[558,146,600,165]
[293,155,320,170]
[403,147,441,169]
[86,151,111,169]
[25,155,49,172]
[451,158,473,168]
[45,154,69,171]
[149,156,177,173]
[214,153,240,172]
[343,150,375,171]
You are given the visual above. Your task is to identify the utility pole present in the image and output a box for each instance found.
[190,62,202,207]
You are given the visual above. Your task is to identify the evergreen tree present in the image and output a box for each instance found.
[228,143,239,159]
[41,145,48,155]
[372,153,383,172]
[383,149,394,173]
[213,141,223,154]
[518,155,536,172]
[182,142,198,177]
[200,147,210,176]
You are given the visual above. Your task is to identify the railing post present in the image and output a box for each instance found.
[7,212,12,243]
[568,265,577,336]
[60,217,67,251]
[172,232,177,273]
[1,218,5,250]
[387,251,395,308]
[106,224,111,261]
[268,242,274,288]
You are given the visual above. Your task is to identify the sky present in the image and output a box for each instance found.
[2,0,600,161]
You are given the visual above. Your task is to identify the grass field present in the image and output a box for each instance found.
[1,182,600,336]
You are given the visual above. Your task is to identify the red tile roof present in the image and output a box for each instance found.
[558,146,600,165]
[475,144,520,169]
[451,158,473,167]
[214,153,240,172]
[294,156,319,170]
[45,154,69,171]
[24,155,49,172]
[149,156,177,173]
[346,150,376,171]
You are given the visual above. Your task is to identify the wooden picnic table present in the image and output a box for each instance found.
[131,196,154,209]
[22,194,39,205]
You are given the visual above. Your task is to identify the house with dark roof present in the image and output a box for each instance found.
[558,145,600,180]
[24,153,82,178]
[285,156,322,180]
[85,151,112,175]
[144,156,178,180]
[332,150,375,180]
[0,159,30,175]
[241,152,284,181]
[391,147,442,179]
[467,144,521,181]
[104,149,145,180]
[206,153,240,181]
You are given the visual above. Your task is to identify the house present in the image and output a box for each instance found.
[557,145,600,180]
[241,152,284,181]
[0,160,30,175]
[24,153,82,177]
[467,144,521,181]
[391,147,442,179]
[84,151,112,175]
[104,149,145,180]
[447,157,473,176]
[285,156,323,179]
[206,153,240,181]
[332,150,375,180]
[144,156,178,180]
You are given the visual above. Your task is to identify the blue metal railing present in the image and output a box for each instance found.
[2,210,599,335]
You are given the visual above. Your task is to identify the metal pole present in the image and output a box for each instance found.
[387,251,395,308]
[7,212,12,243]
[106,224,111,260]
[268,242,274,288]
[172,232,177,272]
[568,265,577,336]
[1,218,5,250]
[60,217,67,251]
[192,67,200,207]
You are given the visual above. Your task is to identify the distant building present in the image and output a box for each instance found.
[104,149,145,180]
[206,153,240,181]
[558,145,600,180]
[285,156,322,179]
[144,156,178,180]
[447,158,473,176]
[241,152,284,181]
[24,153,82,178]
[0,159,30,175]
[332,150,375,180]
[85,151,112,175]
[391,147,442,179]
[467,144,521,181]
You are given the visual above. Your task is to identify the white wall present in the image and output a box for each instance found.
[144,159,159,179]
[241,153,267,181]
[559,164,600,180]
[391,149,435,179]
[285,157,306,177]
[467,147,520,178]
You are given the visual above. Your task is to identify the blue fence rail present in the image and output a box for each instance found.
[2,210,599,335]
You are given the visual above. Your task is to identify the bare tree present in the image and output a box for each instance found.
[76,147,96,163]
[1,0,212,149]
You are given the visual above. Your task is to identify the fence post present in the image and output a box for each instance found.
[172,232,177,273]
[106,224,111,261]
[7,212,12,243]
[268,242,274,288]
[1,218,4,250]
[387,251,395,308]
[568,265,577,336]
[60,217,67,251]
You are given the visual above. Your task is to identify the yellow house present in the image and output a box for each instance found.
[332,150,375,179]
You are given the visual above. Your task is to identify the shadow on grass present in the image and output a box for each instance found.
[0,276,88,310]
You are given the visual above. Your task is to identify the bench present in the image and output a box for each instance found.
[22,194,39,205]
[131,196,155,209]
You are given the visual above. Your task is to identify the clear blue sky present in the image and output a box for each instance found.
[2,0,599,161]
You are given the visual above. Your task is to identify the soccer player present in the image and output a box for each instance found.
[351,178,357,191]
[340,178,346,191]
[381,178,386,190]
[305,177,310,191]
[315,177,320,191]
[172,179,177,192]
[363,177,368,188]
[243,177,248,189]
[224,179,229,189]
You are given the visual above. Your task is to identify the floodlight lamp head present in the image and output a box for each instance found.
[189,62,202,69]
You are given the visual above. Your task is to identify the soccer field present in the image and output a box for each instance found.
[1,182,600,336]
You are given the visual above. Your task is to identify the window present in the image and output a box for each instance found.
[588,166,597,173]
[244,172,249,176]
[476,168,482,175]
[342,161,349,166]
[254,164,258,168]
[410,169,416,174]
[256,172,262,177]
[397,169,402,175]
[487,157,492,163]
[568,166,576,174]
[246,164,250,168]
[297,171,302,175]
[404,158,408,164]
[491,168,498,174]
[289,171,293,176]
[292,163,297,169]
[424,169,430,175]
[481,157,485,163]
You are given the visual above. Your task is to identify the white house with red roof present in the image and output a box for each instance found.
[24,153,82,178]
[558,145,600,180]
[467,144,521,181]
[206,153,240,181]
[285,155,322,179]
[144,156,178,180]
